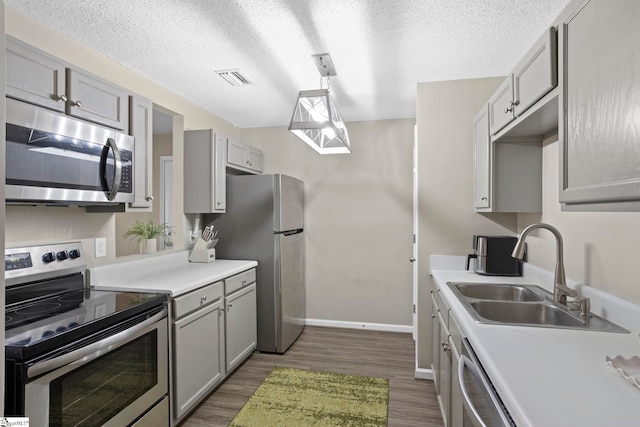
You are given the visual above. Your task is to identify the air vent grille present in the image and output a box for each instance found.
[215,69,254,86]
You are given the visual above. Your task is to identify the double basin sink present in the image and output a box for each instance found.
[447,282,628,333]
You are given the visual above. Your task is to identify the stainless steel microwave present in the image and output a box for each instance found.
[5,98,134,206]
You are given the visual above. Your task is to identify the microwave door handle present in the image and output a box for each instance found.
[100,137,122,201]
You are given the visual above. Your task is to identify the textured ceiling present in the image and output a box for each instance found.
[6,0,571,129]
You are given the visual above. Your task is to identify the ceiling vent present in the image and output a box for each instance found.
[215,69,254,86]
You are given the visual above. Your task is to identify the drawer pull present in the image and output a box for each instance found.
[200,296,207,305]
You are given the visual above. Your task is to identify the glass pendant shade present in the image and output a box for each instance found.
[288,89,351,154]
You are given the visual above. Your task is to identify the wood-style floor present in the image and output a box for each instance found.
[179,326,444,427]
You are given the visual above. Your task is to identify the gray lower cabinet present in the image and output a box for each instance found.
[559,0,640,210]
[431,287,464,427]
[172,282,225,422]
[225,283,257,373]
[184,130,227,213]
[6,35,130,131]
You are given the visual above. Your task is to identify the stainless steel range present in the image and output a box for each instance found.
[4,242,169,426]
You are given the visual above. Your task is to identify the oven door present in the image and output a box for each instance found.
[5,98,134,205]
[23,308,168,427]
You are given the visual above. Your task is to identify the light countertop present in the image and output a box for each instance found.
[431,261,640,427]
[88,251,257,297]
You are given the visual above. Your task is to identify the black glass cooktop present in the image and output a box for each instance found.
[5,287,167,360]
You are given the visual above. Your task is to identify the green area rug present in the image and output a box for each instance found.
[229,366,389,427]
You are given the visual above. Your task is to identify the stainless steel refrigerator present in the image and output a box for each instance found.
[207,174,305,353]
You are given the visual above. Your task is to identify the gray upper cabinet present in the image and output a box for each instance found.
[127,95,154,211]
[474,103,542,213]
[6,36,67,112]
[66,68,129,131]
[184,130,227,213]
[227,138,264,174]
[489,27,558,137]
[488,76,514,136]
[513,27,557,117]
[6,36,129,131]
[473,105,491,210]
[559,0,640,210]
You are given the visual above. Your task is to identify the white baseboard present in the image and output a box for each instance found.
[415,368,433,380]
[305,318,413,334]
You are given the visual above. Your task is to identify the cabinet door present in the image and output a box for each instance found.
[184,130,226,213]
[6,36,66,112]
[559,0,640,207]
[66,67,129,130]
[473,105,491,210]
[225,283,257,373]
[438,312,451,427]
[128,95,153,210]
[431,291,440,394]
[488,75,515,135]
[173,300,225,421]
[246,146,264,173]
[513,27,557,117]
[227,138,248,169]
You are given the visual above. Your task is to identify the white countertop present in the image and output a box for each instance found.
[88,251,257,297]
[431,258,640,427]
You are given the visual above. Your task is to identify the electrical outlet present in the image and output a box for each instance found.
[95,237,107,258]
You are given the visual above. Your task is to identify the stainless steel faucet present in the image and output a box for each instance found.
[511,223,578,305]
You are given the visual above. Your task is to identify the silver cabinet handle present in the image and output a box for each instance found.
[28,308,167,378]
[57,94,68,102]
[145,195,154,201]
[441,341,450,352]
[409,257,416,263]
[71,100,82,108]
[481,196,487,201]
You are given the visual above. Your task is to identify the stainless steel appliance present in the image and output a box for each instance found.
[4,242,169,426]
[5,98,134,205]
[459,338,514,426]
[208,174,304,353]
[466,235,522,276]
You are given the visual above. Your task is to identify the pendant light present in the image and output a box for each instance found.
[288,54,351,154]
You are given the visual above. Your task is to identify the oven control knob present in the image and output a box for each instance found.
[56,251,69,261]
[42,252,56,263]
[69,249,81,259]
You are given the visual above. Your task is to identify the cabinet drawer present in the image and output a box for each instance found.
[173,281,223,319]
[225,269,256,295]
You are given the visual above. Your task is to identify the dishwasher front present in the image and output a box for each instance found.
[459,338,515,427]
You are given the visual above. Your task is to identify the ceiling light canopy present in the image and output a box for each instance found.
[288,54,351,154]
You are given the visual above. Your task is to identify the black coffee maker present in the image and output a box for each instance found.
[466,235,522,276]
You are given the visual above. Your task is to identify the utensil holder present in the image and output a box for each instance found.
[189,238,216,263]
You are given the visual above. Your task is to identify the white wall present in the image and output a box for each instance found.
[242,119,414,327]
[415,77,517,368]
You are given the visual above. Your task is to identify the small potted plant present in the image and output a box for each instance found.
[123,218,173,254]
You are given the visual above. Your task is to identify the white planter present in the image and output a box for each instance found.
[142,238,157,254]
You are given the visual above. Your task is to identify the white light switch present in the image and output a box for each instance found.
[95,237,107,258]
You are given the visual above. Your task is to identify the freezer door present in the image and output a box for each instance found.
[274,174,304,232]
[275,231,305,353]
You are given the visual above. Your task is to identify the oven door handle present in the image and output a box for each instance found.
[27,308,167,379]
